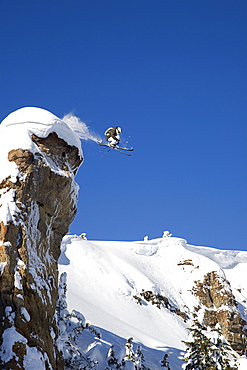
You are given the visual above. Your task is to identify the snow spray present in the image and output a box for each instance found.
[63,113,101,142]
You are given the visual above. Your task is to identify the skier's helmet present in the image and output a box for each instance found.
[116,127,122,134]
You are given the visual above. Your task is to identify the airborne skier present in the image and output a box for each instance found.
[98,126,133,156]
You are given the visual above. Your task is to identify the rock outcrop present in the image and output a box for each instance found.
[193,271,247,354]
[0,109,83,369]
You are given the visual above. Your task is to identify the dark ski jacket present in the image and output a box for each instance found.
[105,126,119,141]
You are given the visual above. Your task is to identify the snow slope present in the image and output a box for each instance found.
[59,235,247,369]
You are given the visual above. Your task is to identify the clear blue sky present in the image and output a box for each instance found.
[1,1,246,250]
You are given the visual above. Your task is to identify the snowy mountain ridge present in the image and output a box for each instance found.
[58,234,247,369]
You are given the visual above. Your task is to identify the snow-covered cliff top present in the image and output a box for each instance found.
[0,107,83,183]
[1,107,83,152]
[0,107,83,226]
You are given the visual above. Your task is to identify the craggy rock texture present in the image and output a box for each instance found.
[193,271,247,354]
[0,132,82,369]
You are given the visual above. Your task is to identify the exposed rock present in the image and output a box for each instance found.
[177,259,194,266]
[133,289,188,321]
[192,271,247,354]
[0,132,82,369]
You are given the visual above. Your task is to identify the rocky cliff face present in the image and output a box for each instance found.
[193,271,247,354]
[0,109,83,369]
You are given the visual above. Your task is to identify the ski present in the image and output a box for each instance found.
[115,146,134,152]
[98,142,132,156]
[98,142,134,152]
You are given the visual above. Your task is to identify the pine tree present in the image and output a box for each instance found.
[106,346,119,368]
[182,319,214,369]
[125,338,135,362]
[134,345,150,370]
[209,325,238,370]
[134,346,144,369]
[182,319,238,370]
[104,345,126,370]
[160,353,171,369]
[123,339,151,370]
[56,273,101,369]
[56,271,68,321]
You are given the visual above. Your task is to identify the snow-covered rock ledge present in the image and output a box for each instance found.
[0,107,83,369]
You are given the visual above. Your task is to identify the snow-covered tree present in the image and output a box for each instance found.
[182,319,238,370]
[125,338,135,362]
[133,345,150,370]
[56,271,68,320]
[162,231,172,238]
[160,353,171,369]
[56,273,101,369]
[105,341,151,370]
[210,324,238,370]
[134,346,145,369]
[106,346,119,369]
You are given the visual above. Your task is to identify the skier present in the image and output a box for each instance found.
[104,126,122,147]
[98,126,133,155]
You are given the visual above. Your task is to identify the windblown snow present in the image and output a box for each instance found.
[58,235,247,369]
